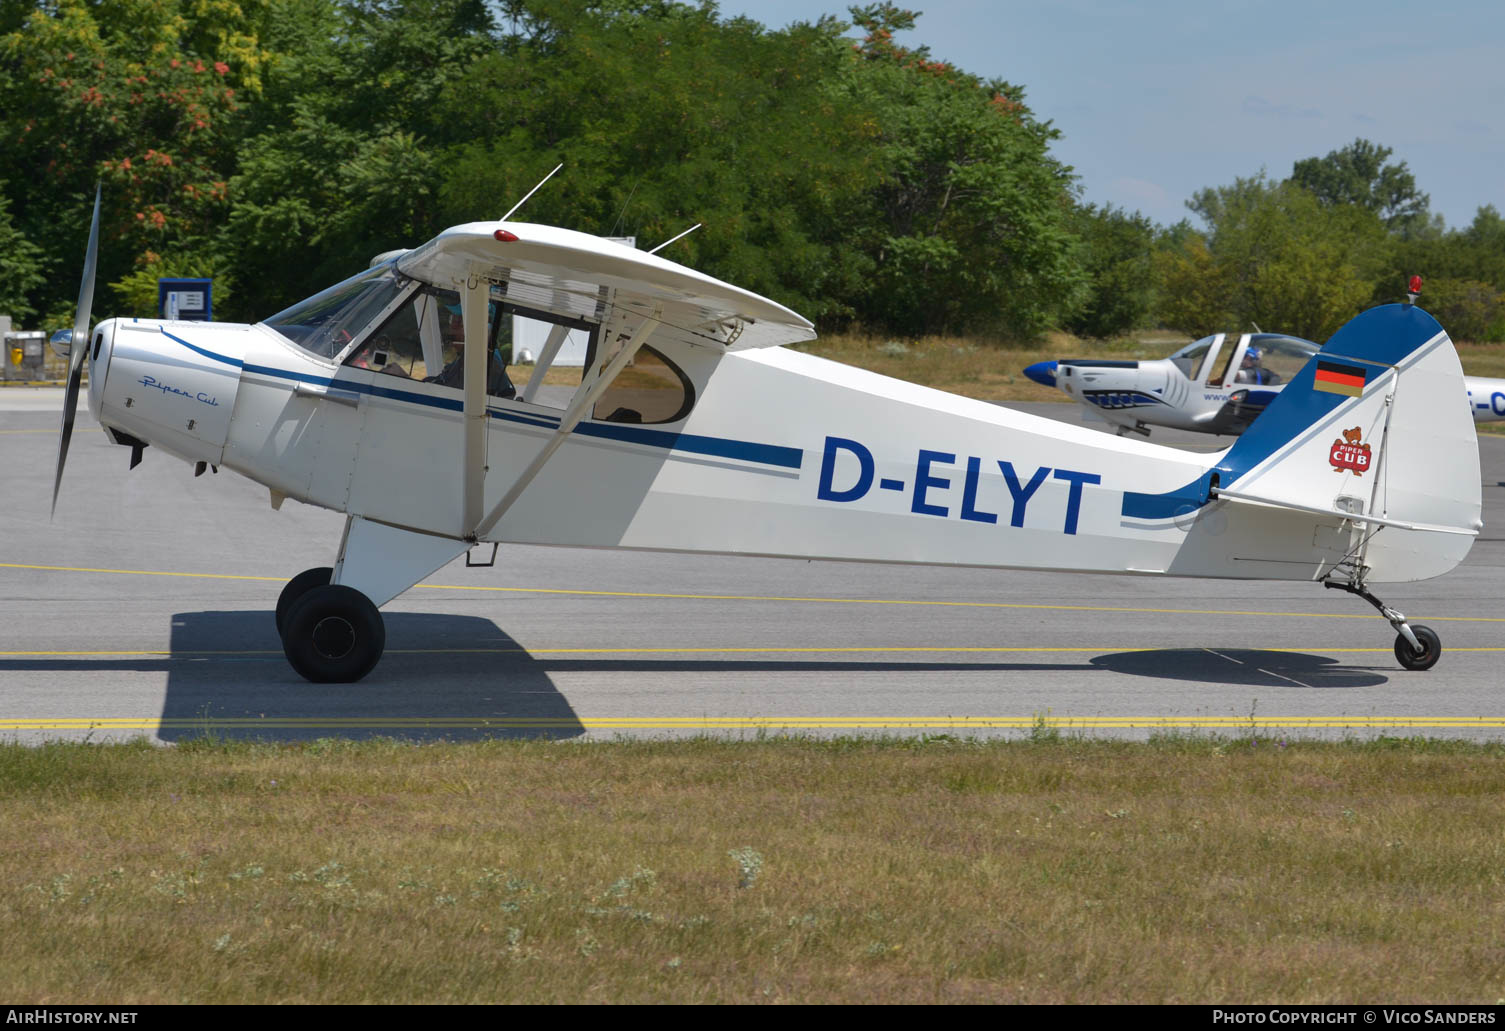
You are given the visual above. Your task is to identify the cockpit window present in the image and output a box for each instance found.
[343,285,516,399]
[263,264,406,360]
[1169,336,1214,378]
[1240,334,1318,386]
[591,345,693,424]
[1207,337,1240,386]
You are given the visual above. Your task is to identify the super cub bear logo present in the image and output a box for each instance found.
[1329,427,1372,475]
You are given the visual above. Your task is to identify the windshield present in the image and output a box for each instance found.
[263,264,407,359]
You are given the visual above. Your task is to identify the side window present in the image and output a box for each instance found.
[423,290,470,389]
[346,288,515,399]
[508,309,590,411]
[591,345,693,424]
[1207,338,1239,386]
[1256,337,1317,385]
[347,292,427,379]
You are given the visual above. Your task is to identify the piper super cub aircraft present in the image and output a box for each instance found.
[1023,330,1505,438]
[52,187,1482,681]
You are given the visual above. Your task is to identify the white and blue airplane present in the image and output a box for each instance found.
[1024,332,1505,437]
[52,189,1481,682]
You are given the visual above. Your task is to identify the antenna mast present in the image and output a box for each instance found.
[648,223,703,255]
[499,163,563,223]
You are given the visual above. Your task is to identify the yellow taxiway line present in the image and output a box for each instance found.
[2,645,1505,658]
[4,716,1505,732]
[2,561,1502,623]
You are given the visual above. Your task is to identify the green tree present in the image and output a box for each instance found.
[225,0,493,317]
[1419,278,1505,342]
[0,0,265,319]
[1153,230,1233,334]
[0,183,45,321]
[0,0,1106,339]
[834,3,1085,336]
[1164,173,1391,340]
[1065,203,1156,338]
[1389,204,1505,304]
[435,3,883,322]
[436,2,1085,337]
[1289,138,1430,235]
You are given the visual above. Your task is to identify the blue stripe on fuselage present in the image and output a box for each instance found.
[161,328,244,369]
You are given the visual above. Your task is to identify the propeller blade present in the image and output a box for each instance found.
[52,184,101,517]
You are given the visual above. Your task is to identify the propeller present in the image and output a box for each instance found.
[51,184,101,517]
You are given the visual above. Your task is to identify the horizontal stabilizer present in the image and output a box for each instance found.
[1212,486,1477,537]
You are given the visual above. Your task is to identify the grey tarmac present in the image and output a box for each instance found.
[2,388,1501,743]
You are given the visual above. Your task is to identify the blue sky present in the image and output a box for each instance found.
[716,0,1505,231]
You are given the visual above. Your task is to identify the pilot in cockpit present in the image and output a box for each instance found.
[1234,344,1278,385]
[424,312,515,397]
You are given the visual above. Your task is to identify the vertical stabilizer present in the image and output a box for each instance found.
[1209,304,1480,582]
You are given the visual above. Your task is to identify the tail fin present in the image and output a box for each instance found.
[1211,304,1480,582]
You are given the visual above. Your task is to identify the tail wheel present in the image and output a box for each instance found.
[1394,625,1441,672]
[281,584,385,683]
[275,566,333,636]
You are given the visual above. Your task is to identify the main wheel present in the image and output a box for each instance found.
[281,584,385,683]
[276,566,333,636]
[1394,624,1441,671]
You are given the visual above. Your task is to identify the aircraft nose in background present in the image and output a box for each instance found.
[1023,360,1058,388]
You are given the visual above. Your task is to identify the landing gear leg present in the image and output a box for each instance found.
[1323,579,1441,671]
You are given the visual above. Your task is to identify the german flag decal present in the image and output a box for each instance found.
[1314,359,1367,397]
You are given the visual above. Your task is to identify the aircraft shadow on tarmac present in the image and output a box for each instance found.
[157,610,587,743]
[1089,648,1389,689]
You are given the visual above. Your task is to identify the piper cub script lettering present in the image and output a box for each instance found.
[138,375,220,407]
[816,436,1101,535]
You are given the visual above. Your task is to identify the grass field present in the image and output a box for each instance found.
[5,735,1505,1005]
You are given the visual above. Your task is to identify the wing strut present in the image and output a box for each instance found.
[461,277,490,533]
[471,306,662,540]
[519,322,573,403]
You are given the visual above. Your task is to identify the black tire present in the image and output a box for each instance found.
[276,567,333,636]
[1394,624,1441,671]
[281,584,385,683]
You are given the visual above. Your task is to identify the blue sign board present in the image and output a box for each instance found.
[157,278,213,321]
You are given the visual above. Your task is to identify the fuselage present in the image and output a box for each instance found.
[83,302,1471,586]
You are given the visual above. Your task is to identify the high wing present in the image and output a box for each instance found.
[395,221,816,352]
